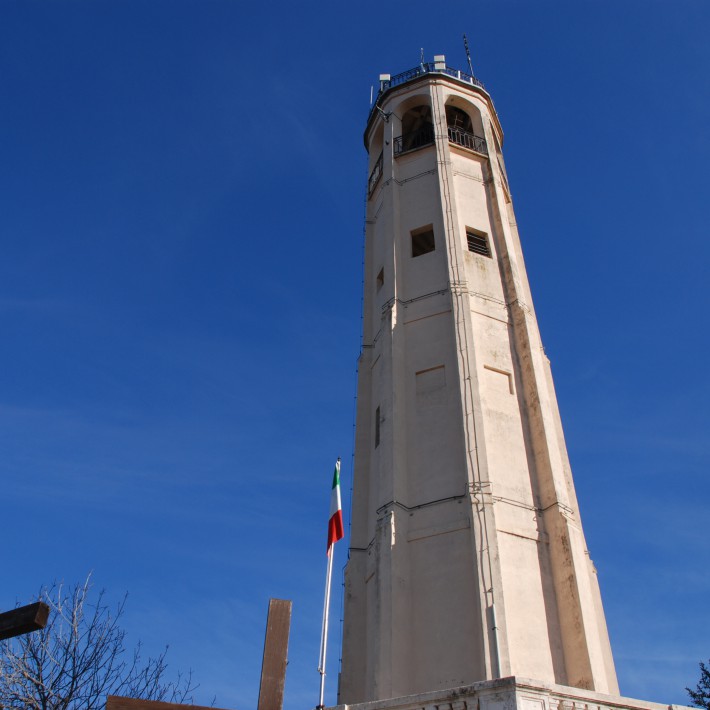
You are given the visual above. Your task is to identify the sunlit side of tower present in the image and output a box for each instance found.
[339,56,619,704]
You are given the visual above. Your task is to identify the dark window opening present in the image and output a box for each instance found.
[375,406,381,448]
[467,231,491,257]
[376,268,384,291]
[368,151,384,198]
[411,228,435,257]
[445,106,473,133]
[395,105,434,155]
[446,105,488,155]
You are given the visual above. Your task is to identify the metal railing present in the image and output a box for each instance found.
[393,124,435,156]
[448,126,488,155]
[387,63,485,92]
[392,125,488,158]
[369,64,487,125]
[368,151,383,197]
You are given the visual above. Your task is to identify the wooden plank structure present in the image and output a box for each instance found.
[106,698,232,710]
[257,599,292,710]
[0,601,50,641]
[107,597,292,710]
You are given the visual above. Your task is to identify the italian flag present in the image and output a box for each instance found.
[327,458,344,554]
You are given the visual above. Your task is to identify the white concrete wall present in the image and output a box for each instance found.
[340,71,618,705]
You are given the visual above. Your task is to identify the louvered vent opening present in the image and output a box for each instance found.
[466,231,491,257]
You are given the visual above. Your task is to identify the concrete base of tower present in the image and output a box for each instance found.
[330,677,692,710]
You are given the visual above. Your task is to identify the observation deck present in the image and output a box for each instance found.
[367,58,488,129]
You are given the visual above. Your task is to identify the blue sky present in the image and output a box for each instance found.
[1,1,708,708]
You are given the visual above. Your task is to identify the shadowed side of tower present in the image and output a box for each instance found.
[339,57,619,705]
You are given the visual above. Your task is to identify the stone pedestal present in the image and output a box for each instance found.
[332,677,691,710]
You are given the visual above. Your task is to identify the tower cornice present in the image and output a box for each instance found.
[364,62,504,149]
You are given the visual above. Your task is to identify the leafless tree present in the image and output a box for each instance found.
[0,576,198,709]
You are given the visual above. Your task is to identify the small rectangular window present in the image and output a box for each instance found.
[376,268,384,291]
[375,406,381,448]
[466,230,491,257]
[411,227,435,257]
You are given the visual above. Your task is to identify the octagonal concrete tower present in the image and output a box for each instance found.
[339,57,619,704]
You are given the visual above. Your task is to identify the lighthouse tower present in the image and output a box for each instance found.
[339,56,619,705]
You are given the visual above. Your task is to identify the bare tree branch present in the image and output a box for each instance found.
[0,575,199,709]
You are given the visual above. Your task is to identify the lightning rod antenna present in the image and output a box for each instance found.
[463,33,474,75]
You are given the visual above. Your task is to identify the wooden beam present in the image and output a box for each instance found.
[106,697,233,710]
[0,602,50,641]
[257,598,292,710]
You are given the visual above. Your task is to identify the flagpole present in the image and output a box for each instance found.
[318,458,343,710]
[317,545,335,709]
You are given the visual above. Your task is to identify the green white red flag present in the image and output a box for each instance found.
[327,458,344,553]
[318,458,344,706]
